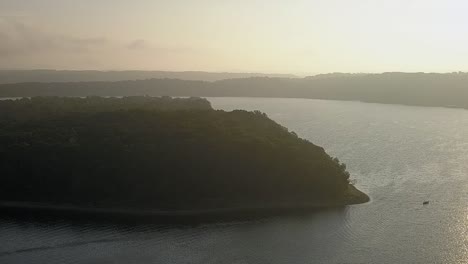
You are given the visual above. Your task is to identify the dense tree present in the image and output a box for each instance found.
[0,97,367,211]
[0,96,211,122]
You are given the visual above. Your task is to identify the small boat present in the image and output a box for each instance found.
[423,201,429,205]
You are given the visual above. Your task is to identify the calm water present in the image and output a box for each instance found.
[1,97,467,264]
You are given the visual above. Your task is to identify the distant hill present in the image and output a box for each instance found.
[1,72,468,109]
[0,70,297,83]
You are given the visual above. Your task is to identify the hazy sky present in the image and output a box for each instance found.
[1,0,468,74]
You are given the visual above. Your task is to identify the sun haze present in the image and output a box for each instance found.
[1,0,468,74]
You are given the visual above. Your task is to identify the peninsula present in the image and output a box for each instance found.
[0,97,369,215]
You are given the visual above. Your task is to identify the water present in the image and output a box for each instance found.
[1,97,467,264]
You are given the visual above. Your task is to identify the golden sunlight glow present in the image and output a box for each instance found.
[1,0,468,73]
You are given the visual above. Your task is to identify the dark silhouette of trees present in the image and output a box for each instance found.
[0,97,365,210]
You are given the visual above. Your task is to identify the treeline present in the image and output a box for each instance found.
[0,96,212,122]
[0,97,365,210]
[2,72,468,108]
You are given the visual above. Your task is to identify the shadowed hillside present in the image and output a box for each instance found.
[0,96,368,213]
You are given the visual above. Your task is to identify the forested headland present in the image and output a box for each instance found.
[0,97,368,214]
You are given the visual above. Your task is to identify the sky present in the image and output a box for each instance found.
[1,0,468,75]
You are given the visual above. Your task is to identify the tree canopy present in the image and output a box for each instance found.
[0,96,367,211]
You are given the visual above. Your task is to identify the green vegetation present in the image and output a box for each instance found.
[0,96,212,122]
[0,97,368,212]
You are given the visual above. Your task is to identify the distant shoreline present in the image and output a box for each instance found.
[2,72,468,109]
[1,96,467,112]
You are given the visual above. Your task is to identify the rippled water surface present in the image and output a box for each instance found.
[1,98,467,264]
